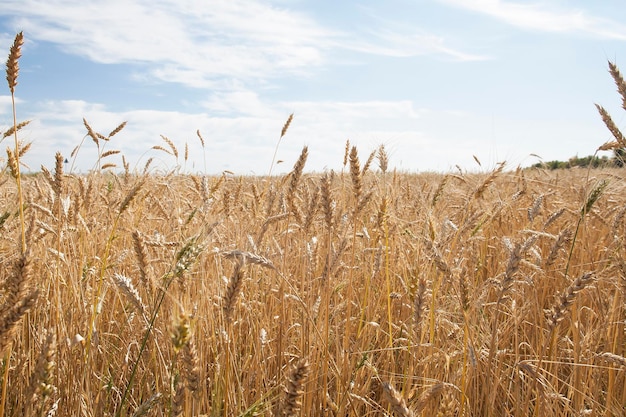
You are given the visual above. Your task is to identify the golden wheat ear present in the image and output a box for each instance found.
[281,113,293,138]
[608,61,626,110]
[279,358,309,417]
[5,31,23,94]
[547,272,595,329]
[382,382,414,417]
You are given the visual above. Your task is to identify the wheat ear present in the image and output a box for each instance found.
[596,352,626,368]
[28,330,57,404]
[111,273,147,318]
[52,152,64,199]
[280,358,309,417]
[609,61,626,111]
[221,250,275,270]
[415,383,446,414]
[377,144,389,173]
[5,31,22,94]
[362,149,376,176]
[0,251,32,316]
[5,148,18,178]
[108,121,127,138]
[547,272,595,329]
[474,162,505,199]
[320,171,334,230]
[286,146,308,223]
[132,231,150,287]
[349,146,362,202]
[2,120,30,139]
[131,392,162,417]
[342,139,350,167]
[544,229,572,269]
[382,382,414,417]
[180,336,200,394]
[223,262,245,323]
[596,104,626,148]
[160,135,178,159]
[119,180,145,214]
[0,289,39,352]
[269,113,294,176]
[413,277,428,338]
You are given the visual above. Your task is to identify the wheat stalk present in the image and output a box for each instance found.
[269,113,294,177]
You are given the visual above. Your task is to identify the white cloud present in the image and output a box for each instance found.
[12,95,477,174]
[0,0,486,90]
[11,93,605,175]
[439,0,626,39]
[0,0,335,87]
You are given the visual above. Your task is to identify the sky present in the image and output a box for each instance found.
[1,0,626,175]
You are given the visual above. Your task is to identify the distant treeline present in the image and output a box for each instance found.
[532,149,626,169]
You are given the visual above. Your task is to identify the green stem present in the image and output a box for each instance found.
[116,272,176,417]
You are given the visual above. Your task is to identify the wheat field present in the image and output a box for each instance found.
[2,32,626,417]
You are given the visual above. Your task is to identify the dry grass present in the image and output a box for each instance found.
[2,33,626,417]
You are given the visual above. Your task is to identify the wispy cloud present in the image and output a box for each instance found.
[439,0,626,40]
[0,0,486,91]
[350,29,489,61]
[0,0,336,87]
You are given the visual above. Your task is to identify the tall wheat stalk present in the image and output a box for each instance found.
[268,113,293,178]
[1,31,25,417]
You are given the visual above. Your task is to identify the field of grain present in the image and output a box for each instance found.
[3,32,626,417]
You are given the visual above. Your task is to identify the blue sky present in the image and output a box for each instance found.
[1,0,626,174]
